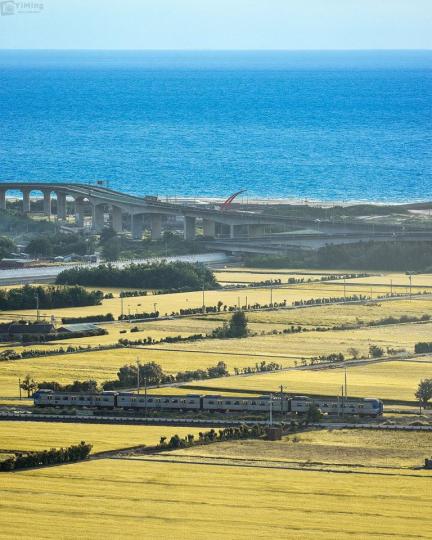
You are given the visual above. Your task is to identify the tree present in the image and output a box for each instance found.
[102,237,122,261]
[0,236,15,259]
[348,347,360,360]
[369,344,384,358]
[26,237,53,257]
[20,374,38,397]
[415,379,432,410]
[228,310,248,338]
[305,403,323,425]
[99,227,117,244]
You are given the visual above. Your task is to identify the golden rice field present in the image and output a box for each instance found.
[1,281,404,322]
[0,345,286,398]
[215,297,432,327]
[345,272,432,288]
[170,428,432,468]
[0,421,204,453]
[186,359,432,401]
[1,458,431,539]
[149,320,432,360]
[214,270,333,284]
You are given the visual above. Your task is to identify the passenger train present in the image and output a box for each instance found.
[33,390,384,417]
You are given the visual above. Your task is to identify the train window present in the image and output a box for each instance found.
[234,401,240,405]
[251,401,256,405]
[139,399,145,403]
[208,401,214,405]
[259,403,266,407]
[79,397,84,401]
[47,396,52,400]
[225,401,231,405]
[148,399,153,403]
[172,399,178,403]
[181,400,186,404]
[164,399,169,403]
[359,405,364,408]
[103,398,109,402]
[188,400,195,404]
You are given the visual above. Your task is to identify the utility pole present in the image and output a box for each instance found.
[245,296,248,309]
[390,279,393,296]
[35,293,40,321]
[270,286,273,307]
[136,359,140,394]
[341,384,345,418]
[202,282,205,314]
[344,367,348,404]
[18,378,22,400]
[409,275,412,300]
[269,393,273,426]
[144,376,148,417]
[120,296,124,319]
[343,278,346,299]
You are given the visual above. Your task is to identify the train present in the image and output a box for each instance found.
[33,389,384,417]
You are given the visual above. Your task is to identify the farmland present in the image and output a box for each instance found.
[0,421,204,453]
[185,359,432,402]
[168,428,432,469]
[1,458,431,539]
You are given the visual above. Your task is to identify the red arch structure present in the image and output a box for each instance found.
[220,190,247,211]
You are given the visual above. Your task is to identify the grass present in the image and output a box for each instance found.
[186,359,432,401]
[1,458,431,539]
[0,421,205,453]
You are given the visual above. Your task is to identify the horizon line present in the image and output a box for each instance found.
[1,48,431,52]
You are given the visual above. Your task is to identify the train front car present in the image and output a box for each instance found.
[33,390,116,409]
[361,398,384,417]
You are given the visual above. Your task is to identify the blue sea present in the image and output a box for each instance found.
[0,50,431,202]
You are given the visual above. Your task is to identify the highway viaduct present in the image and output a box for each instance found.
[0,182,281,241]
[1,183,431,251]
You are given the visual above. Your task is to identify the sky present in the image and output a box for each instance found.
[0,0,431,50]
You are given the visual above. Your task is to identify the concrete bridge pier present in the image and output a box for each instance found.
[184,216,196,241]
[75,198,86,227]
[131,214,144,240]
[92,204,105,232]
[22,189,31,214]
[0,190,6,211]
[43,190,52,217]
[203,218,216,238]
[56,192,67,221]
[150,214,162,241]
[248,224,266,237]
[111,206,123,233]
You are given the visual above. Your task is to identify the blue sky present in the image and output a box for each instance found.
[0,0,431,50]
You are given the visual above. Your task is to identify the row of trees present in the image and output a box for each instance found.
[246,241,432,272]
[158,425,267,450]
[56,262,219,291]
[0,442,92,471]
[0,284,103,310]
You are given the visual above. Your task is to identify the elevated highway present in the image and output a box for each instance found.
[1,182,430,250]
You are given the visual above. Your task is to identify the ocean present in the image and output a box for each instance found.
[0,50,431,202]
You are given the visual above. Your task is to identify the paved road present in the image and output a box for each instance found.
[0,252,229,285]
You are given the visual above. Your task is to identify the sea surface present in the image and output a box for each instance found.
[0,50,431,202]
